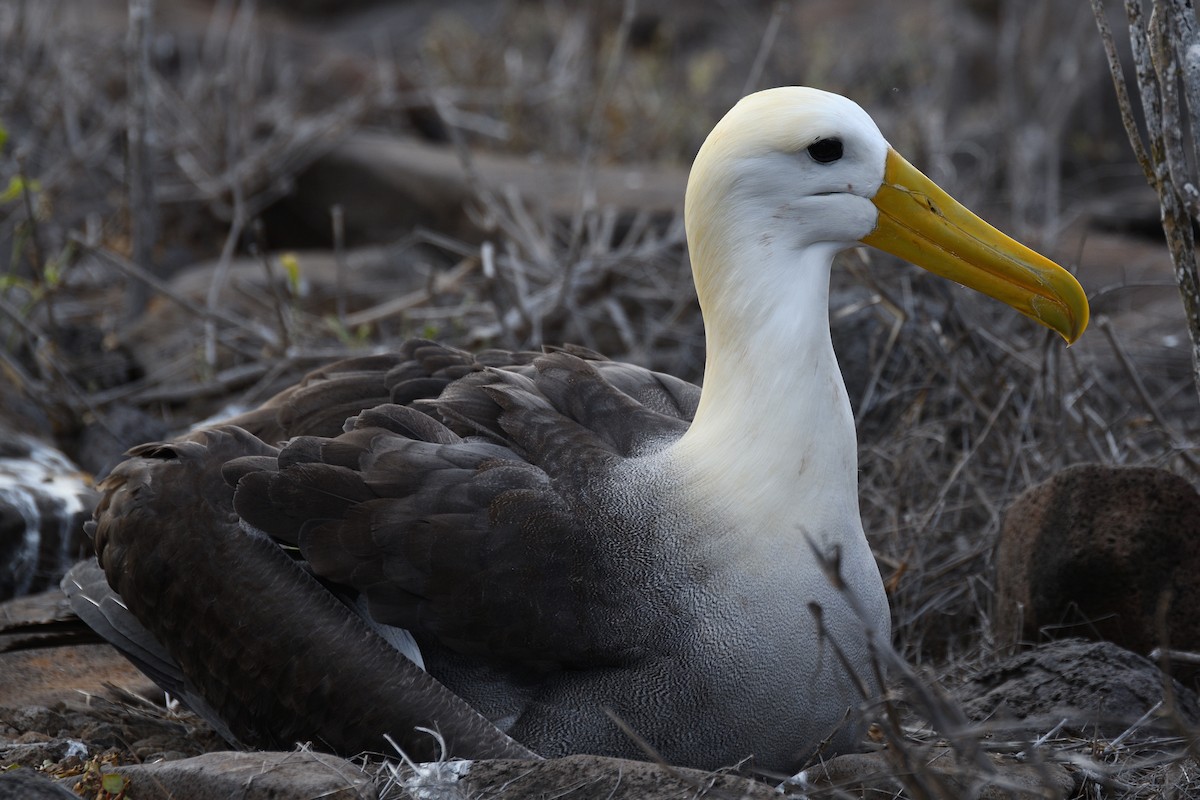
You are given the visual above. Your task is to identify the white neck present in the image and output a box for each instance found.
[667,238,862,552]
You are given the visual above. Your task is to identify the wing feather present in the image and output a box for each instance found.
[82,338,700,756]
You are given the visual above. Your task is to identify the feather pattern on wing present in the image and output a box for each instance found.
[229,343,698,669]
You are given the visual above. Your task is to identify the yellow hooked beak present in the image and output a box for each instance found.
[861,149,1088,344]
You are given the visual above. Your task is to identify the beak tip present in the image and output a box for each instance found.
[1028,270,1088,345]
[1066,321,1088,346]
[1058,280,1090,346]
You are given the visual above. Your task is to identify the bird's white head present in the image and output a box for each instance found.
[684,86,1089,346]
[685,87,888,280]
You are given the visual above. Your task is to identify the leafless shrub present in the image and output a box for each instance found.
[0,0,383,421]
[1092,0,1200,407]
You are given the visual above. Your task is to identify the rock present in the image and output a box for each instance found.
[0,433,96,601]
[0,768,78,800]
[952,639,1200,740]
[994,464,1200,676]
[0,736,89,771]
[66,751,377,800]
[392,754,776,800]
[795,749,1075,800]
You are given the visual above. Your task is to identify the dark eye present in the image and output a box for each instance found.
[807,138,843,164]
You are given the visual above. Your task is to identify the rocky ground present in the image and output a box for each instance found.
[2,596,1193,798]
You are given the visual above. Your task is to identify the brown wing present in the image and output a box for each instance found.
[229,344,698,667]
[84,425,533,759]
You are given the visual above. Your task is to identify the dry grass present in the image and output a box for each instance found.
[2,0,1199,797]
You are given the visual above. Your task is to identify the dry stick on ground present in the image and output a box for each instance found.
[1092,0,1200,407]
[342,258,477,329]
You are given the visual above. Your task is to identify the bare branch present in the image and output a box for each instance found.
[1090,0,1155,182]
[1166,0,1200,189]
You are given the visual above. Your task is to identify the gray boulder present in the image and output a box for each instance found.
[995,464,1200,680]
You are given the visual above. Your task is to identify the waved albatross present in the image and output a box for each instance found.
[64,87,1088,772]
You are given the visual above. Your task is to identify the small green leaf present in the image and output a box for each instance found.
[279,252,301,294]
[0,177,23,204]
[0,175,40,204]
[101,772,127,793]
